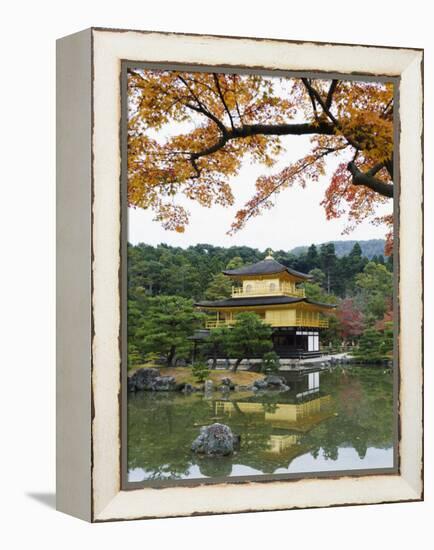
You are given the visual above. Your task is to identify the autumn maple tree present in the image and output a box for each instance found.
[128,70,394,251]
[336,298,365,342]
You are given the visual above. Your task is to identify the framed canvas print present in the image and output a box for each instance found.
[56,28,423,522]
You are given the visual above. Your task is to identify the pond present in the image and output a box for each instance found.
[127,366,395,483]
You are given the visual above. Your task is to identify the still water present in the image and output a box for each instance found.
[127,367,395,482]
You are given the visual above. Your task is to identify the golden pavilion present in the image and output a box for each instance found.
[195,253,336,358]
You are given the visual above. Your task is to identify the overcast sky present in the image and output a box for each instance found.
[128,132,391,251]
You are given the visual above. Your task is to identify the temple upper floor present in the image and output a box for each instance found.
[232,278,305,298]
[223,254,311,299]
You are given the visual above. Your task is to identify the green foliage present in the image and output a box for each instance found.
[356,261,393,295]
[127,242,394,360]
[127,344,142,370]
[379,322,394,357]
[129,295,204,367]
[204,272,232,300]
[191,362,210,383]
[354,324,393,362]
[320,315,341,347]
[128,241,391,302]
[225,256,244,270]
[355,262,393,324]
[143,352,160,365]
[225,312,273,371]
[308,268,326,286]
[290,239,386,259]
[205,325,231,366]
[304,281,338,305]
[261,351,281,373]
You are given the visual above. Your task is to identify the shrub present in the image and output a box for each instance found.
[192,362,210,383]
[261,351,281,373]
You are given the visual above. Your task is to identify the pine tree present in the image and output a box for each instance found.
[226,313,273,372]
[138,296,204,366]
[320,243,337,294]
[306,244,319,270]
[204,273,232,300]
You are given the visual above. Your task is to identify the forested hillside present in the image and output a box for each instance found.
[290,239,386,259]
[128,241,391,299]
[128,242,394,366]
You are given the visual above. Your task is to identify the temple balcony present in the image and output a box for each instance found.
[231,283,305,299]
[205,313,329,329]
[295,313,329,328]
[205,318,235,329]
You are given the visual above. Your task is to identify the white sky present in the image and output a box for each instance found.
[128,132,392,250]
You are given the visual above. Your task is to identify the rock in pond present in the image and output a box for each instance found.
[127,368,178,392]
[264,375,285,387]
[253,375,290,391]
[153,375,176,391]
[191,423,237,456]
[128,368,159,392]
[252,379,268,390]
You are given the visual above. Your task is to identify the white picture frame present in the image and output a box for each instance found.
[56,27,423,522]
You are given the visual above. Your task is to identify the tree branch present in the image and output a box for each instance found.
[304,80,319,121]
[325,80,339,110]
[213,73,236,130]
[302,78,362,150]
[184,103,228,136]
[187,120,336,179]
[347,161,393,198]
[188,121,335,173]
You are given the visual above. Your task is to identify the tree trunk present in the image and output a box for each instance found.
[167,345,176,367]
[231,357,243,372]
[211,354,217,370]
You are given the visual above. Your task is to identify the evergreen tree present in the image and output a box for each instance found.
[261,351,281,373]
[379,322,394,358]
[225,256,244,270]
[386,254,393,272]
[204,273,232,301]
[319,243,337,294]
[136,296,204,367]
[355,327,389,361]
[225,313,273,372]
[205,325,231,369]
[355,262,393,324]
[306,244,319,269]
[304,281,338,304]
[308,268,326,287]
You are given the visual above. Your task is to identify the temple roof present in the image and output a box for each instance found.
[222,258,311,280]
[195,296,336,309]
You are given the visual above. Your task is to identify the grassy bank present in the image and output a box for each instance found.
[130,365,264,388]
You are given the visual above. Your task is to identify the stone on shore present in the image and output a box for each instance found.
[252,375,290,392]
[128,368,159,392]
[204,379,214,393]
[127,368,177,392]
[220,377,235,390]
[153,375,176,391]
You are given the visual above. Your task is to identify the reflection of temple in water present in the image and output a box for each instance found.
[213,369,334,464]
